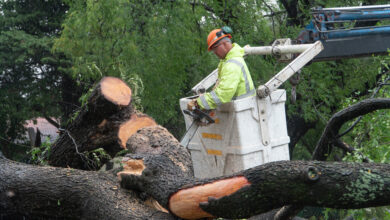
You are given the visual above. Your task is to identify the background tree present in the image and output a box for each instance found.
[0,0,81,160]
[1,0,390,218]
[53,0,390,218]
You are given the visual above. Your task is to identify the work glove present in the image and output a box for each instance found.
[187,99,198,111]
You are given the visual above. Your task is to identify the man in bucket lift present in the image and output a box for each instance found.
[188,27,255,111]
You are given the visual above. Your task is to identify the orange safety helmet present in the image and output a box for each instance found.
[207,28,232,51]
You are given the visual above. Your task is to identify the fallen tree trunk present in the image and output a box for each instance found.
[48,77,156,170]
[0,157,173,220]
[120,157,390,219]
[4,75,390,220]
[5,154,390,219]
[1,124,192,219]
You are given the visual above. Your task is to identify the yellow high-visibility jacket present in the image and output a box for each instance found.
[197,43,255,110]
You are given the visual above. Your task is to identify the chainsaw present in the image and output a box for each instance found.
[180,108,215,148]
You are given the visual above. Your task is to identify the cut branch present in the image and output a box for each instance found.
[120,156,390,219]
[48,77,156,170]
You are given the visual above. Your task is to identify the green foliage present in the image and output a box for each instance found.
[292,56,388,161]
[346,207,390,220]
[115,149,131,157]
[29,137,51,165]
[85,148,112,168]
[120,71,144,110]
[317,56,390,219]
[339,77,390,219]
[341,75,390,163]
[53,0,279,137]
[322,206,390,220]
[0,0,78,159]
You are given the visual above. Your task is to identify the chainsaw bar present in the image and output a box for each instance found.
[180,120,199,148]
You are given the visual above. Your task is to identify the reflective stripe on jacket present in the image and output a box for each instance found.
[197,43,255,110]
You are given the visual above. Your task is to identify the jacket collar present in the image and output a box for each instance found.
[221,43,244,62]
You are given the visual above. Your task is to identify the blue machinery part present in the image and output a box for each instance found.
[297,5,390,61]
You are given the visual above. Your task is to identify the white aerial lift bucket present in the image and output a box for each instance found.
[180,90,290,178]
[181,39,323,178]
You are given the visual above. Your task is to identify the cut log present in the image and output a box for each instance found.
[118,126,194,209]
[169,176,251,219]
[9,150,390,220]
[83,76,132,119]
[48,77,156,170]
[119,113,157,149]
[1,125,184,219]
[100,76,132,106]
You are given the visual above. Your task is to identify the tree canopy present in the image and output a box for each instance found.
[1,0,390,219]
[0,0,69,158]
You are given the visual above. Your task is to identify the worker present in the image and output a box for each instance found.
[188,26,255,111]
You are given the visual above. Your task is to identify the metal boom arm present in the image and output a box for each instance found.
[298,4,390,61]
[256,41,323,98]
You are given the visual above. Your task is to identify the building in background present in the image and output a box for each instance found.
[24,118,59,147]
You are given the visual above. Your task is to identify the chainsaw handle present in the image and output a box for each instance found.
[194,109,215,124]
[183,109,215,124]
[183,109,199,120]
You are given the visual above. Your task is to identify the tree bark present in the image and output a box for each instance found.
[4,113,390,219]
[119,157,390,219]
[118,126,194,205]
[48,77,156,170]
[278,98,390,220]
[7,152,390,220]
[4,74,390,220]
[0,157,173,220]
[1,124,192,219]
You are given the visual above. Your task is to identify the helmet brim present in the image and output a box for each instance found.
[207,34,232,51]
